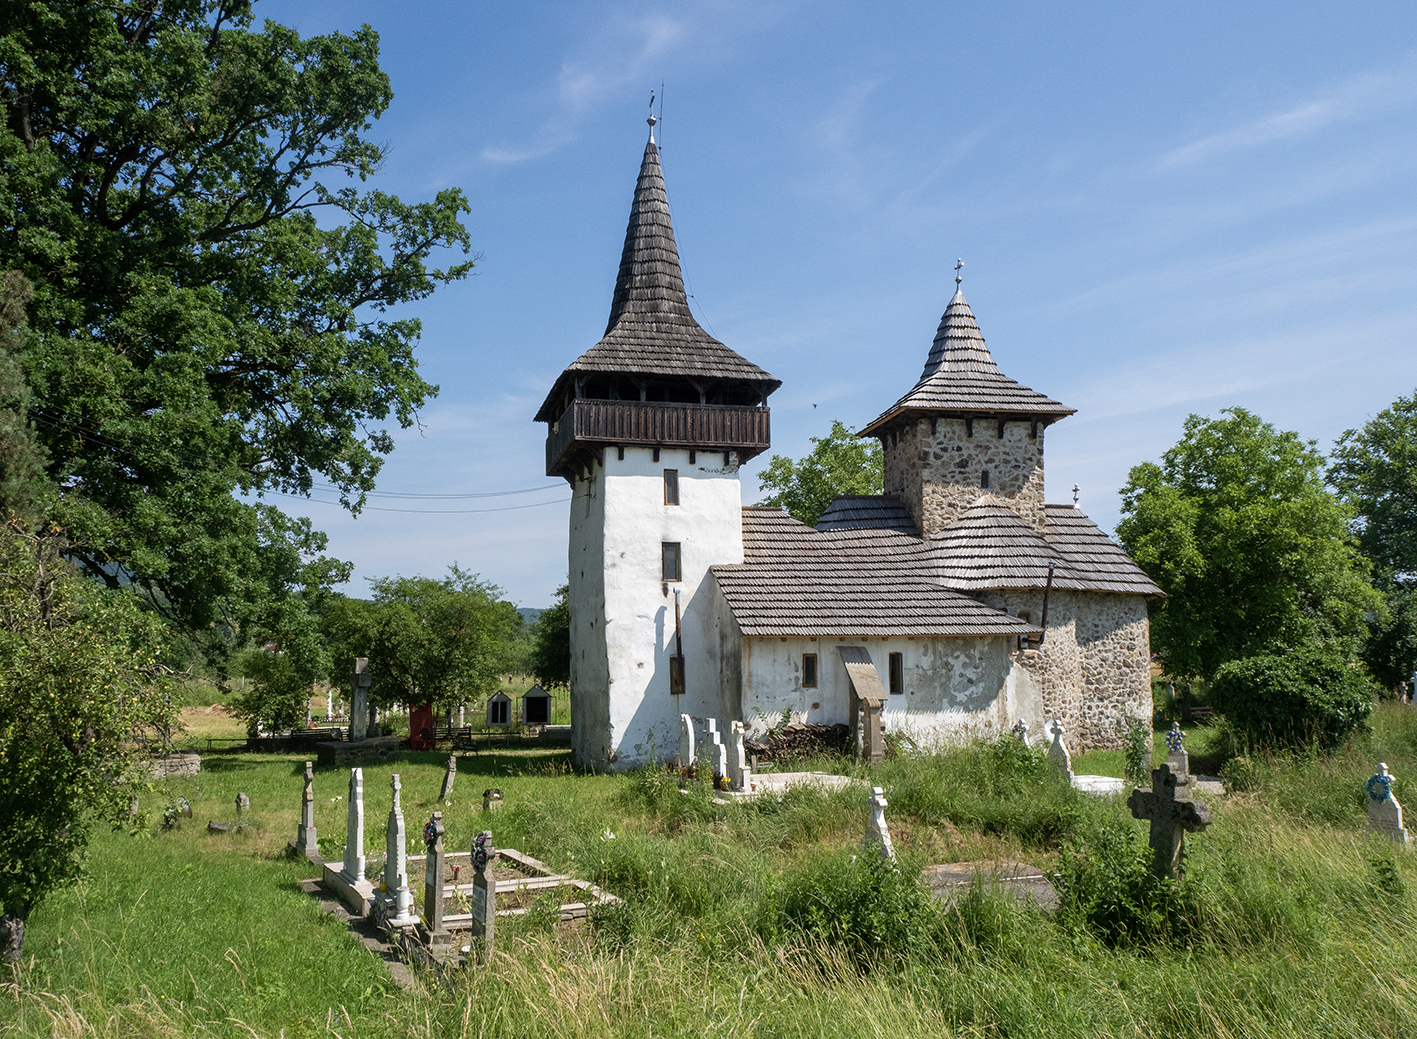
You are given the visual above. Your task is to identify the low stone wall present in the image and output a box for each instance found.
[315,736,402,767]
[142,752,201,779]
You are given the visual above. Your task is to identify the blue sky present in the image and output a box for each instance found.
[255,1,1417,609]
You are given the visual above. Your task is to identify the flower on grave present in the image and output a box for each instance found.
[1165,725,1186,753]
[1366,765,1395,803]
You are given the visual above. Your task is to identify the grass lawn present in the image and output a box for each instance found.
[5,706,1417,1038]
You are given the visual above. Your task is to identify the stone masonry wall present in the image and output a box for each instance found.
[882,417,1047,535]
[975,589,1151,753]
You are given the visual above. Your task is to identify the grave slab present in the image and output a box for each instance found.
[923,861,1059,911]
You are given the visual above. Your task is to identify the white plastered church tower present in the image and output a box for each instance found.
[534,116,780,770]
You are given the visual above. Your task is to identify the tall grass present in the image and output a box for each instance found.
[4,704,1416,1037]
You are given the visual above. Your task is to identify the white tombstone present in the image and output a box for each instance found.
[1166,722,1189,783]
[342,768,366,881]
[677,713,696,771]
[728,721,752,791]
[864,786,896,862]
[326,690,334,718]
[1367,763,1411,846]
[383,775,418,927]
[705,719,727,784]
[1046,719,1073,782]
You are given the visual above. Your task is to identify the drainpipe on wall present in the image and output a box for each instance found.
[670,588,686,696]
[1038,561,1056,643]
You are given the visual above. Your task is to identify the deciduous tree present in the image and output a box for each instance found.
[0,1,473,664]
[529,583,570,690]
[757,420,883,527]
[1117,408,1381,681]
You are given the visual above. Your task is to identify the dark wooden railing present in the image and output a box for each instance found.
[546,399,770,476]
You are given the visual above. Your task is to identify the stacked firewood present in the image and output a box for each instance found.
[744,722,852,760]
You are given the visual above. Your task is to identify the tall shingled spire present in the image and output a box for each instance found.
[860,287,1073,436]
[534,130,778,424]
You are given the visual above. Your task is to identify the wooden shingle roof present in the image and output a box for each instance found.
[1042,505,1163,596]
[713,507,1038,638]
[535,137,779,422]
[860,290,1073,436]
[816,496,917,532]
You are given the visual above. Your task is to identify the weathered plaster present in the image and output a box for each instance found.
[569,446,744,770]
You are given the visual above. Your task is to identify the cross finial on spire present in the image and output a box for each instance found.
[1072,483,1080,506]
[647,91,657,143]
[954,258,964,288]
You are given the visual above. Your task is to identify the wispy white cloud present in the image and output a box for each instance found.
[1157,54,1417,170]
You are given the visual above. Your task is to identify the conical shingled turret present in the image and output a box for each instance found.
[860,290,1073,437]
[535,137,779,424]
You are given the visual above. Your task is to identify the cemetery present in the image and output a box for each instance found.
[3,698,1415,1038]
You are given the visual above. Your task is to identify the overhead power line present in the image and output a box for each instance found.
[275,491,571,515]
[309,483,566,500]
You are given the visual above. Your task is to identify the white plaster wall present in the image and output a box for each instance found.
[739,635,1042,748]
[570,446,745,770]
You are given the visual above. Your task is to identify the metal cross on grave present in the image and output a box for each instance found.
[1127,764,1212,880]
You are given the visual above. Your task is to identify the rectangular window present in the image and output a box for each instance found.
[802,653,818,688]
[664,469,679,505]
[662,542,681,582]
[888,652,904,694]
[980,469,990,489]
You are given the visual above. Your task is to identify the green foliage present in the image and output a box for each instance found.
[528,583,570,689]
[1055,824,1200,948]
[756,419,883,527]
[1121,715,1152,785]
[0,525,174,958]
[0,272,44,520]
[1329,392,1417,692]
[228,649,311,738]
[0,1,473,659]
[1117,408,1382,680]
[1209,646,1377,751]
[762,849,941,962]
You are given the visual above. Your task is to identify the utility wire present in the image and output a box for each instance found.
[309,483,565,500]
[274,490,571,515]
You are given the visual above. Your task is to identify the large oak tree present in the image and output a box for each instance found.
[0,1,473,659]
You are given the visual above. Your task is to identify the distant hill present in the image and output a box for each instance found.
[518,607,544,625]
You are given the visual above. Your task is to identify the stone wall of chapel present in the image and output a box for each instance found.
[881,417,1047,535]
[976,589,1151,754]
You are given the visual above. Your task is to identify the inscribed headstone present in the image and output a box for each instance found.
[439,755,457,802]
[297,761,318,856]
[342,768,366,882]
[384,774,417,926]
[351,657,371,742]
[470,830,496,960]
[422,812,447,938]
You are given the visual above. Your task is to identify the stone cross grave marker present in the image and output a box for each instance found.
[728,721,752,791]
[296,761,318,857]
[864,786,897,862]
[677,713,696,776]
[1366,763,1411,846]
[351,657,372,742]
[1046,719,1072,782]
[439,755,457,802]
[706,719,727,787]
[422,811,448,938]
[342,768,366,883]
[1127,764,1212,879]
[470,829,497,960]
[384,774,418,927]
[1166,722,1189,782]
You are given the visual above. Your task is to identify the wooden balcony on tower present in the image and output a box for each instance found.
[546,399,771,478]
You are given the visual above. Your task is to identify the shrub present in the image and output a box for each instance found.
[761,850,940,963]
[1209,646,1376,751]
[1054,824,1201,948]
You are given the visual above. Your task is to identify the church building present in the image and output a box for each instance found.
[536,117,1161,771]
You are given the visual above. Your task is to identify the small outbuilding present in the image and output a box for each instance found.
[522,685,551,725]
[486,691,512,727]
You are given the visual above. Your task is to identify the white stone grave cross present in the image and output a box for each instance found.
[728,721,752,791]
[1046,720,1072,782]
[1367,763,1411,846]
[706,718,727,786]
[864,786,896,862]
[439,754,457,802]
[383,774,417,927]
[342,768,366,882]
[1127,764,1212,879]
[296,761,317,856]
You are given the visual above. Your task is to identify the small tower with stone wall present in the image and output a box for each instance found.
[535,116,780,771]
[860,281,1074,535]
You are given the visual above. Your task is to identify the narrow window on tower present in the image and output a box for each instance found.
[663,469,679,505]
[662,542,681,582]
[981,470,990,489]
[802,653,818,688]
[888,652,904,694]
